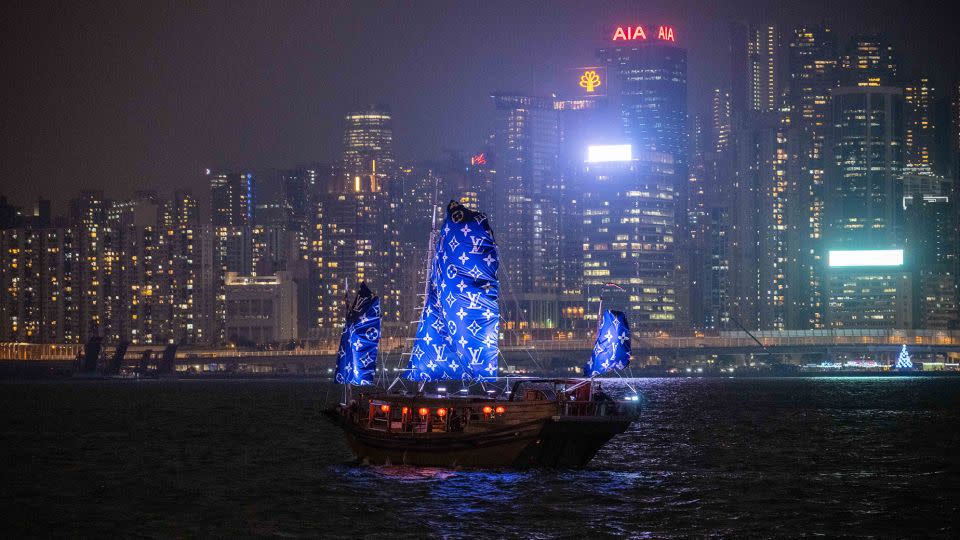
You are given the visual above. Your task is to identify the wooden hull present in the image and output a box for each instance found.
[515,416,633,468]
[324,404,635,468]
[328,411,545,467]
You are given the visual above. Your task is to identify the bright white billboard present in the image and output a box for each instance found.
[828,249,904,268]
[587,144,632,163]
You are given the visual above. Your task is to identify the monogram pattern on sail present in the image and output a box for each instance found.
[335,283,381,385]
[407,201,500,382]
[584,310,631,377]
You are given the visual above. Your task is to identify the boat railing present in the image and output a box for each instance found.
[559,400,630,418]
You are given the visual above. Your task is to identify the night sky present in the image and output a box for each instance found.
[1,0,957,211]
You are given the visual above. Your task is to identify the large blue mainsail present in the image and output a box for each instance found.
[335,282,381,385]
[583,310,631,377]
[407,201,500,382]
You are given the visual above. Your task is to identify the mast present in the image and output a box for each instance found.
[421,215,438,316]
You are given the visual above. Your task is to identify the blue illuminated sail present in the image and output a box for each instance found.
[407,201,500,382]
[335,282,381,385]
[583,310,631,377]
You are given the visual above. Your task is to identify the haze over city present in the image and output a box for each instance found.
[2,0,958,209]
[2,3,960,537]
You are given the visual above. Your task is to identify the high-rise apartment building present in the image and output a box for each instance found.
[711,89,732,154]
[69,190,111,341]
[162,191,202,343]
[788,24,838,329]
[315,106,401,335]
[209,170,253,227]
[748,24,780,113]
[0,226,75,342]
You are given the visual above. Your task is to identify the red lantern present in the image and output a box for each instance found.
[401,407,409,415]
[482,406,493,414]
[380,404,390,413]
[436,408,447,417]
[418,407,429,417]
[495,406,506,414]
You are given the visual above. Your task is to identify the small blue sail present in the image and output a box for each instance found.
[583,310,631,377]
[335,282,381,385]
[407,201,500,382]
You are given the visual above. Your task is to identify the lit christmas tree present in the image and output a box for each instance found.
[895,344,913,370]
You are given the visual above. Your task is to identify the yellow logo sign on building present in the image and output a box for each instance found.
[579,70,601,92]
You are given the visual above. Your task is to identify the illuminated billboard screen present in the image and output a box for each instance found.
[828,249,904,268]
[587,144,632,163]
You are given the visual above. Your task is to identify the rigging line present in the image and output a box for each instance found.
[614,368,638,394]
[498,313,544,372]
[495,270,545,372]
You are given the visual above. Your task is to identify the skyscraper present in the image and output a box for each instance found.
[904,195,958,329]
[904,78,937,175]
[827,87,905,245]
[597,27,688,166]
[316,106,401,334]
[576,146,677,332]
[209,170,253,227]
[840,35,898,87]
[789,25,838,125]
[711,89,732,154]
[69,190,110,341]
[342,105,395,192]
[598,25,688,331]
[788,24,838,329]
[825,86,907,328]
[723,23,792,330]
[162,191,202,343]
[685,144,732,331]
[748,24,780,113]
[490,93,561,330]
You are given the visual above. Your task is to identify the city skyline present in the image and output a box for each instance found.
[2,4,959,348]
[2,1,959,210]
[5,5,960,538]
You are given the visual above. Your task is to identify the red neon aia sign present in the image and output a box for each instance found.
[612,25,676,42]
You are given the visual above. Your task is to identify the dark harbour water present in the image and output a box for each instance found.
[2,378,960,538]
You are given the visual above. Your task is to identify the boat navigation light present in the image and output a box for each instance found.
[482,406,493,414]
[418,407,429,417]
[495,406,506,414]
[436,408,447,417]
[380,404,390,413]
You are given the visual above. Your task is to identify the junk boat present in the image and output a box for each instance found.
[324,201,640,467]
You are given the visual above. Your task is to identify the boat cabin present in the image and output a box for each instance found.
[342,379,630,434]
